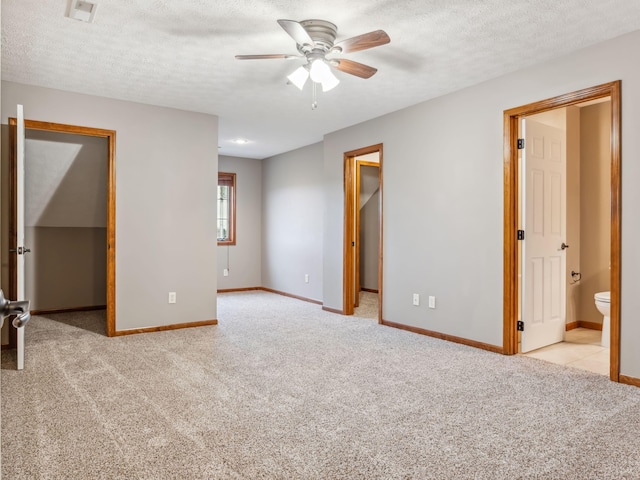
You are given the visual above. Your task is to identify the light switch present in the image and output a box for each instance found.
[428,296,436,309]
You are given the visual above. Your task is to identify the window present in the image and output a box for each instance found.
[217,172,236,245]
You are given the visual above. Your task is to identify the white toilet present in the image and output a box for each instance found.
[594,291,610,348]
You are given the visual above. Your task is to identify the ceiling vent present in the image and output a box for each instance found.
[67,0,98,23]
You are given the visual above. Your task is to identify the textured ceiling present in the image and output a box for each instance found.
[3,1,640,159]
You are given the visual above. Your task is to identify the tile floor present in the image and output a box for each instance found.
[521,328,609,376]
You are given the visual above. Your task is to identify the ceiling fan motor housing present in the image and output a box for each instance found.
[298,19,337,52]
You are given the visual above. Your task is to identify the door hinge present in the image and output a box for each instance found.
[517,230,525,240]
[517,320,524,332]
[517,138,525,150]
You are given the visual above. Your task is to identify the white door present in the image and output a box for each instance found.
[16,104,27,369]
[16,105,26,300]
[521,118,566,353]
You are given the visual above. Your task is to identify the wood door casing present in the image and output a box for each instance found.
[503,81,621,382]
[7,118,117,338]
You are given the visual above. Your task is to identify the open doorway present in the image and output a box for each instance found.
[343,144,383,322]
[519,100,612,375]
[503,81,621,381]
[5,118,116,343]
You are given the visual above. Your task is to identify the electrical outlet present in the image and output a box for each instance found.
[305,274,309,283]
[223,268,229,277]
[168,292,176,304]
[428,296,436,309]
[412,293,420,306]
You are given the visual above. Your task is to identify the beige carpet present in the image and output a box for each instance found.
[2,291,640,479]
[353,291,379,320]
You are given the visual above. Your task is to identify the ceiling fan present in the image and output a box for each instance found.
[236,19,390,107]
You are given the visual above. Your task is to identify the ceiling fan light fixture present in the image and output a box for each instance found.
[309,59,340,92]
[321,71,340,92]
[287,66,309,90]
[309,59,332,84]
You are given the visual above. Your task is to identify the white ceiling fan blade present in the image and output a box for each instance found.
[277,19,314,47]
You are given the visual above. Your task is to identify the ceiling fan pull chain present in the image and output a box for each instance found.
[311,81,318,110]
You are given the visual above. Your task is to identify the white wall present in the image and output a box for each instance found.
[360,187,380,291]
[565,106,581,326]
[262,142,323,302]
[25,130,107,228]
[579,102,611,324]
[25,227,106,310]
[1,82,218,331]
[359,164,380,291]
[217,155,262,290]
[322,30,640,378]
[324,97,504,345]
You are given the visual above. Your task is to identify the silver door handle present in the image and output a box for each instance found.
[560,243,569,250]
[0,289,31,329]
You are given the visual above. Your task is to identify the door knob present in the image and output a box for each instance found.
[560,243,569,250]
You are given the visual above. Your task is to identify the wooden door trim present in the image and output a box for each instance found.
[354,160,382,308]
[8,118,117,337]
[354,162,361,308]
[343,144,383,323]
[343,153,355,316]
[503,81,621,382]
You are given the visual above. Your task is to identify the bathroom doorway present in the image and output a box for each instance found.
[519,101,611,375]
[343,144,383,322]
[503,81,621,382]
